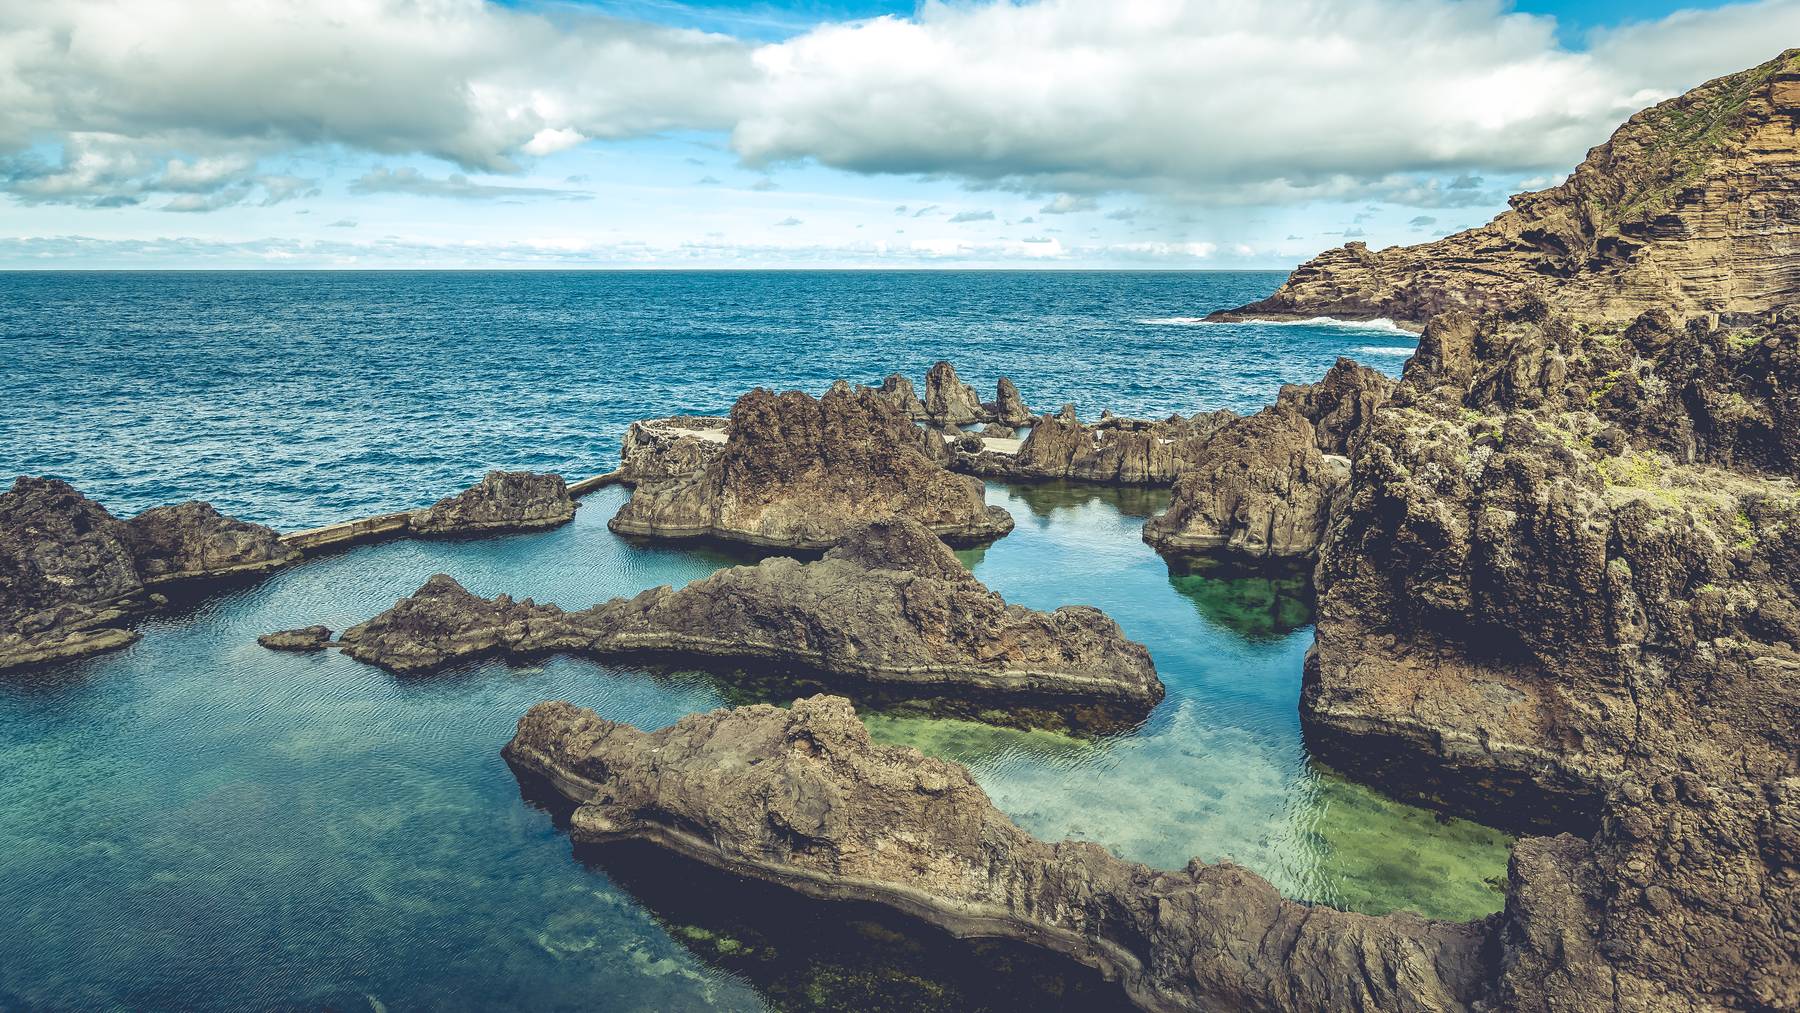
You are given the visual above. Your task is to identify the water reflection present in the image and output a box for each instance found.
[1163,562,1315,642]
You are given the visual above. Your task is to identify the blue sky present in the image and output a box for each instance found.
[0,0,1793,269]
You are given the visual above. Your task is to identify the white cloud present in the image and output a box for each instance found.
[348,167,591,201]
[1039,193,1097,214]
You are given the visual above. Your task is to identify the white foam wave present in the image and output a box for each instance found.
[1137,314,1414,334]
[1354,345,1417,357]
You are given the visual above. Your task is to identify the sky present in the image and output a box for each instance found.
[0,0,1795,269]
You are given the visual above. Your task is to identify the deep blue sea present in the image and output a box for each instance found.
[0,272,1497,1012]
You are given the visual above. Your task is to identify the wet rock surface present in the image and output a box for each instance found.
[340,518,1161,706]
[408,470,576,536]
[257,625,333,651]
[610,385,1013,550]
[1211,51,1800,328]
[1,476,295,670]
[506,693,1797,1013]
[1306,306,1800,834]
[506,693,1492,1013]
[617,416,729,485]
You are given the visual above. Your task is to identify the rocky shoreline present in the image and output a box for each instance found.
[326,518,1162,711]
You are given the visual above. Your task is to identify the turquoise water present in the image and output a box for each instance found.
[0,271,1500,1011]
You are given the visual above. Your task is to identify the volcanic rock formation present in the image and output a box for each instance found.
[339,518,1160,706]
[992,377,1033,426]
[257,625,333,651]
[617,416,729,485]
[610,385,1013,549]
[1212,50,1800,328]
[1305,304,1800,833]
[876,373,929,419]
[954,410,1238,485]
[923,360,988,426]
[1,477,296,670]
[408,470,575,536]
[505,693,1795,1011]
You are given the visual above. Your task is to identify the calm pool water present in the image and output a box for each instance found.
[0,271,1499,1011]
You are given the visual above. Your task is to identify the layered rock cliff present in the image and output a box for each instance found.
[1,477,296,670]
[506,693,1796,1011]
[1213,50,1800,328]
[617,416,729,485]
[1305,304,1800,833]
[338,518,1161,707]
[610,385,1013,549]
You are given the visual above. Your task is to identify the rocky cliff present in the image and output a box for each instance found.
[338,518,1161,708]
[1,477,296,670]
[609,385,1013,549]
[1305,304,1800,834]
[506,693,1795,1011]
[955,410,1239,485]
[617,416,729,485]
[1213,50,1800,328]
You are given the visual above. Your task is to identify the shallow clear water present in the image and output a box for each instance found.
[0,271,1500,1011]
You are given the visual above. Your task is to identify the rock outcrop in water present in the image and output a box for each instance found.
[408,471,575,536]
[510,692,1795,1011]
[1211,51,1800,328]
[1305,304,1800,835]
[955,410,1239,485]
[610,385,1013,549]
[257,625,333,651]
[1,477,296,670]
[505,693,1490,1013]
[340,518,1160,706]
[992,377,1032,426]
[617,416,729,485]
[1139,360,1393,561]
[923,361,988,426]
[876,373,928,419]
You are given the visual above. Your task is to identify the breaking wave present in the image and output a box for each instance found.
[1137,315,1414,334]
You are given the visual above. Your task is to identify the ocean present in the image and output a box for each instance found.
[0,271,1501,1012]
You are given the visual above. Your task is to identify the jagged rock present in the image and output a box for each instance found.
[408,471,575,536]
[618,416,729,485]
[506,693,1490,1013]
[955,411,1239,486]
[1275,358,1396,455]
[1305,307,1800,832]
[876,374,928,419]
[257,625,332,652]
[992,377,1032,426]
[923,361,988,425]
[1142,407,1349,561]
[1212,50,1800,328]
[980,422,1017,439]
[126,501,297,583]
[610,385,1013,550]
[0,476,294,670]
[339,519,1160,707]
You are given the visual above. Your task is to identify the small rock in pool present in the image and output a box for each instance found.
[258,625,334,651]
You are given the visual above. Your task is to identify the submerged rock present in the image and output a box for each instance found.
[504,693,1492,1012]
[1210,50,1800,328]
[923,361,987,425]
[610,385,1012,550]
[408,471,575,536]
[1141,407,1349,562]
[257,625,333,652]
[618,416,729,485]
[506,693,1796,1013]
[1,476,295,670]
[339,518,1161,707]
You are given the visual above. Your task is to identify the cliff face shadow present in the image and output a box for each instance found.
[511,769,1134,1013]
[1162,558,1315,641]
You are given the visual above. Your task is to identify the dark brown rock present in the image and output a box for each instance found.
[1142,407,1349,561]
[617,416,728,485]
[610,385,1013,550]
[339,518,1160,706]
[408,470,576,536]
[257,625,333,651]
[923,361,988,425]
[1211,51,1800,329]
[1275,357,1396,455]
[1305,308,1800,833]
[992,376,1032,426]
[505,694,1493,1013]
[126,501,297,584]
[876,373,928,420]
[955,411,1238,486]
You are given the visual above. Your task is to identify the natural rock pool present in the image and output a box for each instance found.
[0,481,1509,1011]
